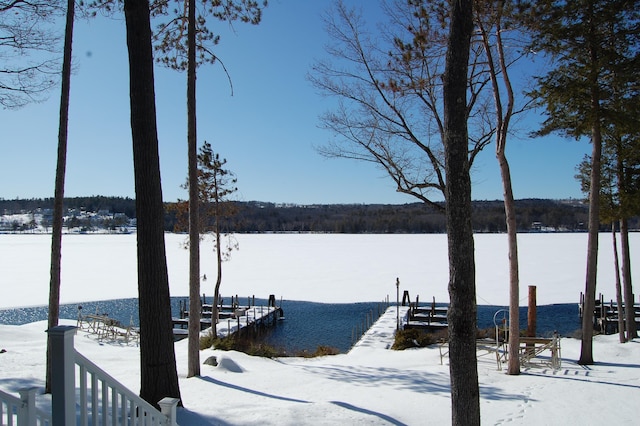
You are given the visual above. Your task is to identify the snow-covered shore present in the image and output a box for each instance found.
[1,316,638,425]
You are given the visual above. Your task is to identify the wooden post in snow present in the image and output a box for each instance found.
[527,285,537,337]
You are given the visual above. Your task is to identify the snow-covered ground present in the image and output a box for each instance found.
[1,315,638,424]
[0,232,638,424]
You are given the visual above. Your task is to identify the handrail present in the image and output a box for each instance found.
[0,387,52,426]
[0,388,22,425]
[48,326,178,426]
[74,351,174,426]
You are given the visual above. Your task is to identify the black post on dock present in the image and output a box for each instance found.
[396,278,400,331]
[401,290,410,307]
[579,292,584,318]
[431,297,436,321]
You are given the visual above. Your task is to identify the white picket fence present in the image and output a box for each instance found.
[0,387,52,426]
[0,326,179,426]
[73,352,178,426]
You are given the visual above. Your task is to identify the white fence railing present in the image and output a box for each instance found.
[0,387,52,426]
[0,327,178,426]
[48,326,179,426]
[74,351,177,426]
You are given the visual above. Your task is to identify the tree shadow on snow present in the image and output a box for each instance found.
[330,401,409,426]
[177,408,231,426]
[0,377,45,393]
[300,364,451,395]
[300,364,522,402]
[593,361,640,369]
[523,368,640,391]
[199,375,311,404]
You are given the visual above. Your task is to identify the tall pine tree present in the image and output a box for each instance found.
[522,0,640,363]
[124,0,181,406]
[443,0,480,423]
[152,0,265,378]
[46,0,75,394]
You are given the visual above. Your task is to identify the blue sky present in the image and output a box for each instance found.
[1,0,591,205]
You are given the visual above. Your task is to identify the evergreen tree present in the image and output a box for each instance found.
[46,0,75,394]
[123,0,181,406]
[522,0,640,364]
[196,141,238,337]
[152,0,265,378]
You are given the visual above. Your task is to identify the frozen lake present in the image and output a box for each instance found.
[0,232,637,309]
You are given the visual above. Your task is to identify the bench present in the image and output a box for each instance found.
[439,338,502,369]
[518,333,561,369]
[438,333,561,371]
[77,313,139,344]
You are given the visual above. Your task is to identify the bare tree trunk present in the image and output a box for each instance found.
[212,292,219,337]
[477,3,520,375]
[612,223,626,343]
[579,110,602,365]
[212,187,222,337]
[620,218,637,340]
[186,0,201,379]
[214,215,222,337]
[124,0,181,406]
[500,153,521,374]
[45,0,74,394]
[578,15,604,364]
[443,0,479,423]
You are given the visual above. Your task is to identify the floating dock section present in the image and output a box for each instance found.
[172,294,283,340]
[398,291,449,333]
[579,292,640,334]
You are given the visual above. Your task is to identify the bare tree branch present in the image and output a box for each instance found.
[310,0,498,208]
[0,0,62,108]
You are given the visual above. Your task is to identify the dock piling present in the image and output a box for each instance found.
[527,286,537,337]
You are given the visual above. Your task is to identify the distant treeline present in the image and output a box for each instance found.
[0,196,137,220]
[208,199,596,233]
[2,196,627,233]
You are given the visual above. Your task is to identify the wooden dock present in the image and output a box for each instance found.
[172,294,284,340]
[399,292,449,333]
[404,304,449,332]
[579,292,640,335]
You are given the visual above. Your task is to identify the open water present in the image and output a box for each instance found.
[0,298,580,353]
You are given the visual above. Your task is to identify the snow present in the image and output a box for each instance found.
[1,232,638,308]
[0,232,639,424]
[1,316,639,424]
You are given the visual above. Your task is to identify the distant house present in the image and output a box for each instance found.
[531,222,543,231]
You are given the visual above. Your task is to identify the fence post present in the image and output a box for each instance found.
[158,397,180,426]
[18,387,38,426]
[48,325,77,426]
